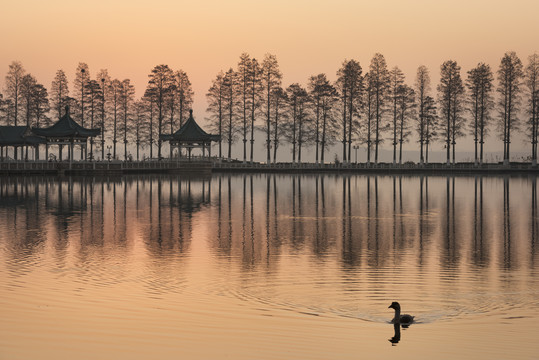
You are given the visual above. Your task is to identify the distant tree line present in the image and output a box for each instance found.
[1,51,538,165]
[206,51,539,166]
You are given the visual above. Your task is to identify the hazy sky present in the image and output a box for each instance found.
[1,0,538,159]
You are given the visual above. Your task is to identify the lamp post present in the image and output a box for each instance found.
[353,145,359,164]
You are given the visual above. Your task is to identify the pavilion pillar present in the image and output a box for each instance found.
[59,144,63,161]
[35,145,39,161]
[45,144,49,161]
[84,143,88,161]
[70,140,74,169]
[202,143,206,158]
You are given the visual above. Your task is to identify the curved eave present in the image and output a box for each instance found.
[32,127,101,138]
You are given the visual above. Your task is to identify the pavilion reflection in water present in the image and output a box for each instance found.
[0,175,538,270]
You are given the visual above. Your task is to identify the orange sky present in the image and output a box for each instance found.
[1,0,538,154]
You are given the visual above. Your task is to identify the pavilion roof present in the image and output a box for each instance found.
[0,126,46,146]
[32,106,101,138]
[161,110,219,142]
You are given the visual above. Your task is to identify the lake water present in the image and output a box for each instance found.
[1,174,538,359]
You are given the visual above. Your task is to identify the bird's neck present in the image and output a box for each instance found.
[393,308,401,323]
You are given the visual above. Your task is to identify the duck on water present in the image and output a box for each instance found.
[388,302,414,326]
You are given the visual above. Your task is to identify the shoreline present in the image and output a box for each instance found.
[1,160,539,176]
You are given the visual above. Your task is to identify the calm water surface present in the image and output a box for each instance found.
[1,174,538,359]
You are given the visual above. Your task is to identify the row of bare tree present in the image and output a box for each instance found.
[207,52,539,165]
[1,51,538,164]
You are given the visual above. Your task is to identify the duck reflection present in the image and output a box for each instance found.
[388,323,401,345]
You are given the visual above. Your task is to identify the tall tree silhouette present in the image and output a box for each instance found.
[222,68,239,160]
[309,74,339,164]
[74,63,90,127]
[85,79,102,158]
[248,58,262,163]
[271,86,287,163]
[369,53,390,164]
[175,70,193,128]
[422,95,437,164]
[284,84,310,164]
[51,69,69,120]
[165,75,178,143]
[96,69,111,160]
[336,59,363,163]
[415,65,431,165]
[396,84,416,164]
[497,51,524,164]
[76,63,90,159]
[362,72,375,164]
[20,74,34,160]
[237,53,252,163]
[466,63,494,165]
[525,53,539,165]
[437,60,465,165]
[206,71,225,158]
[132,99,149,160]
[31,83,50,129]
[109,79,122,159]
[20,74,37,128]
[309,74,325,164]
[142,87,157,159]
[20,74,49,159]
[389,66,405,164]
[0,93,7,126]
[4,61,25,159]
[261,54,282,164]
[4,61,25,128]
[119,79,135,160]
[147,64,175,160]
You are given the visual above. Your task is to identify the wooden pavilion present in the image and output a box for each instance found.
[0,126,45,161]
[32,106,101,162]
[160,110,220,161]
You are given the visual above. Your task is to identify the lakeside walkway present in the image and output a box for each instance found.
[1,158,539,176]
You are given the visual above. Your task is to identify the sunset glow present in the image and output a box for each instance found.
[2,0,537,136]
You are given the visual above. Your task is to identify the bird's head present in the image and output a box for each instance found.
[388,302,401,310]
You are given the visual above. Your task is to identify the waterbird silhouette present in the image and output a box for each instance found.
[388,302,414,326]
